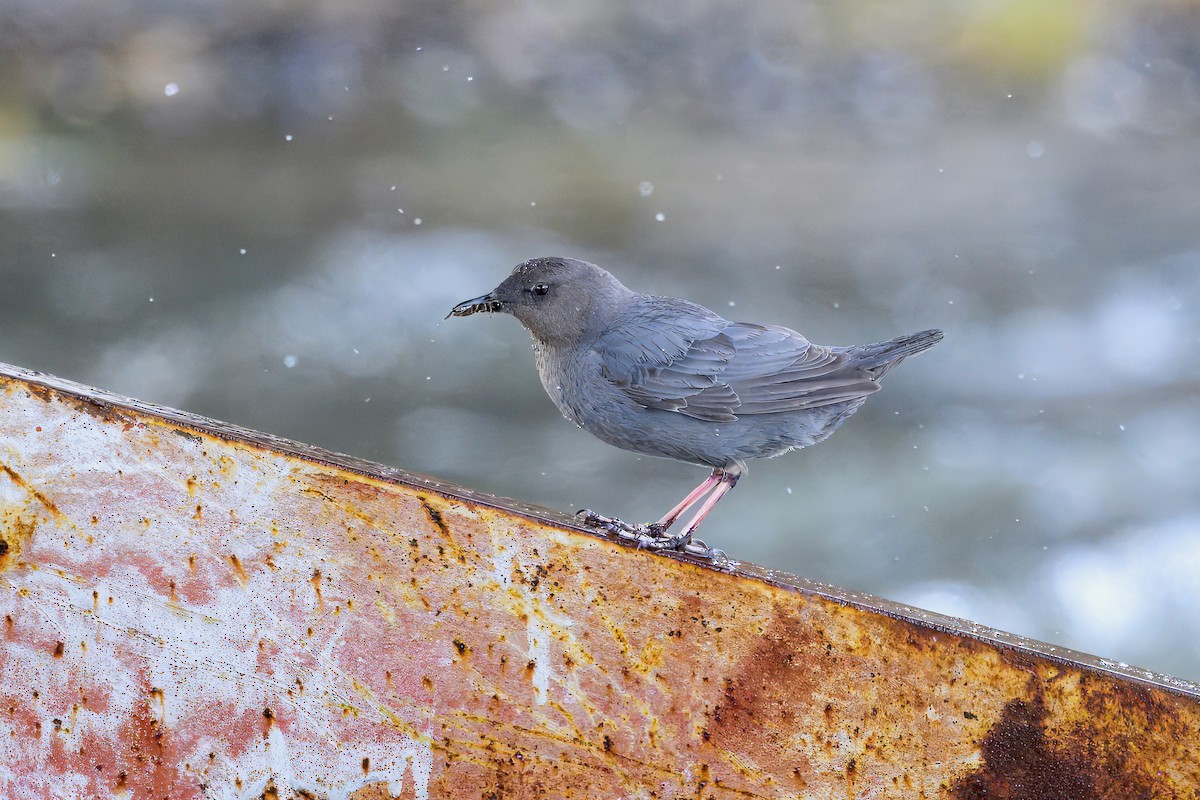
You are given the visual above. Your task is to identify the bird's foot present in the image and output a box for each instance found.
[638,531,729,561]
[576,510,729,562]
[576,509,655,538]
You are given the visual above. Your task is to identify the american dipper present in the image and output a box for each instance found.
[449,257,942,555]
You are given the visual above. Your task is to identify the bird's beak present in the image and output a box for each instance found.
[446,292,503,319]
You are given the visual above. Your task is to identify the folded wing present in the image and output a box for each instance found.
[596,300,880,423]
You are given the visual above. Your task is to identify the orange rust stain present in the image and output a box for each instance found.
[350,781,414,800]
[185,476,198,497]
[21,382,134,428]
[19,381,58,407]
[311,569,324,611]
[632,638,665,675]
[193,503,203,521]
[704,608,820,789]
[2,462,71,531]
[0,511,35,572]
[228,554,249,584]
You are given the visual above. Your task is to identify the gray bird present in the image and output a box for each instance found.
[449,257,942,555]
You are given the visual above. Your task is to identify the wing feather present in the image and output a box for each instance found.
[595,301,880,423]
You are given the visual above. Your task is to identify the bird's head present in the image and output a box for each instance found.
[449,256,631,345]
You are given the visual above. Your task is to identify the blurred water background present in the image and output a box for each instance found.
[1,1,1198,682]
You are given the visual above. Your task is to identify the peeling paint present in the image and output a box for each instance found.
[2,364,1200,798]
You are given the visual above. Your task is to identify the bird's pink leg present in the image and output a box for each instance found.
[652,470,724,532]
[667,472,740,549]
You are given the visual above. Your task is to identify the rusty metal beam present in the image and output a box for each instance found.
[1,361,1197,799]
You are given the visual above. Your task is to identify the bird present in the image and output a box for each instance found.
[449,256,942,556]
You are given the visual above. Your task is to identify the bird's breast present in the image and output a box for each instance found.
[532,341,583,425]
[532,340,626,430]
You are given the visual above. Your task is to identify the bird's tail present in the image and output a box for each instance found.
[846,329,944,377]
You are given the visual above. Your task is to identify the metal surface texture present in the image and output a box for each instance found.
[1,361,1198,800]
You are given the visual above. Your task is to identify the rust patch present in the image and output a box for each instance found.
[312,569,325,611]
[948,671,1181,799]
[22,380,134,428]
[77,394,137,427]
[111,689,179,797]
[949,696,1105,800]
[172,428,203,443]
[349,782,408,800]
[0,510,35,572]
[2,463,69,528]
[418,495,452,541]
[229,553,249,584]
[706,607,819,787]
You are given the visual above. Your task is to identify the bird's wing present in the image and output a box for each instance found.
[596,309,880,423]
[593,299,737,421]
[718,323,881,414]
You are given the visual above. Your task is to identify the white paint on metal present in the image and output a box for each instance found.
[0,385,440,798]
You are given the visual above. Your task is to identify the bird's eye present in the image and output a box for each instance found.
[531,283,550,296]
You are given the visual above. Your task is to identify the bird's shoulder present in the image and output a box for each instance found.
[589,294,732,368]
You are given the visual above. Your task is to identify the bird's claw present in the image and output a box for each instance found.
[576,510,730,563]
